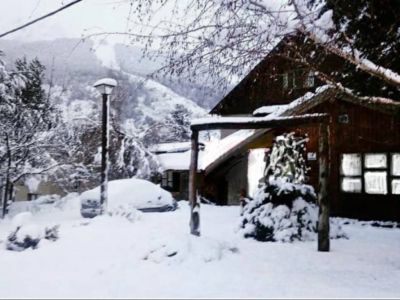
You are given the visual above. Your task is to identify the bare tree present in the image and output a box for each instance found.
[87,0,400,101]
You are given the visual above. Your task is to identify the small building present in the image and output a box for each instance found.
[151,142,191,200]
[152,134,254,202]
[13,176,66,202]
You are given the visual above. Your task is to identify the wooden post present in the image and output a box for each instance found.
[189,130,200,236]
[318,122,330,251]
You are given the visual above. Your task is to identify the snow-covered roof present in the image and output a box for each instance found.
[157,151,191,171]
[150,142,191,154]
[200,130,255,170]
[253,105,288,116]
[193,85,332,128]
[155,130,255,171]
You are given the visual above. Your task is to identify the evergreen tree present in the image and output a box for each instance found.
[240,132,319,242]
[0,56,59,217]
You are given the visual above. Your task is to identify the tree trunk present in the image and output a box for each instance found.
[189,130,200,236]
[2,134,11,218]
[318,122,330,251]
[2,181,9,219]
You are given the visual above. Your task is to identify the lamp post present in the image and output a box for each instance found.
[93,78,117,214]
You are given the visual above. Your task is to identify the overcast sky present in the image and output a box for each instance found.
[0,0,136,41]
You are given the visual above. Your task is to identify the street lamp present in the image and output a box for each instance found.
[93,78,117,214]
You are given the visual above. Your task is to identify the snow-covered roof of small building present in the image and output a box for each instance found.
[157,151,191,171]
[150,142,191,154]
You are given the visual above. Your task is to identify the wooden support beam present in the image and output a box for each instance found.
[318,122,330,251]
[191,113,329,131]
[189,130,200,236]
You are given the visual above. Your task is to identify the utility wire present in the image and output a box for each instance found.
[0,0,83,39]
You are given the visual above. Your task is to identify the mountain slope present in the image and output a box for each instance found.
[0,38,207,127]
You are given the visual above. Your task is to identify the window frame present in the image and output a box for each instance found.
[340,152,400,195]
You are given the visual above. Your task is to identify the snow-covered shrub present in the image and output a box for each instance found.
[240,132,346,242]
[240,179,318,242]
[6,225,42,251]
[6,224,60,251]
[44,225,60,241]
[6,212,60,251]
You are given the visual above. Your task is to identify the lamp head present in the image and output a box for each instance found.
[93,78,117,95]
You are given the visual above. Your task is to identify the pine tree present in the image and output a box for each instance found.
[240,132,319,242]
[264,132,310,185]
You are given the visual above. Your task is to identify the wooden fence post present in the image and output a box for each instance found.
[318,122,330,251]
[189,130,200,236]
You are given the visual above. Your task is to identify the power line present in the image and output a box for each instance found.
[0,0,84,39]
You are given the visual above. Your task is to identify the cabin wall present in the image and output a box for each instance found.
[212,51,343,116]
[312,100,400,221]
[262,99,400,221]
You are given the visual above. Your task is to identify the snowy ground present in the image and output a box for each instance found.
[0,198,400,298]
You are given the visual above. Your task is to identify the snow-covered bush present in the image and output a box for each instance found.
[6,225,42,251]
[6,224,60,252]
[240,132,346,242]
[6,212,60,251]
[241,179,318,242]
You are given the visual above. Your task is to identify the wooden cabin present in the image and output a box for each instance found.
[197,35,400,221]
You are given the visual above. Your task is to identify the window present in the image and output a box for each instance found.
[282,69,315,90]
[392,153,400,176]
[282,73,288,89]
[341,178,362,193]
[27,193,39,201]
[364,153,387,194]
[341,153,400,195]
[161,171,180,192]
[364,171,387,194]
[292,72,297,88]
[340,154,362,193]
[365,153,387,169]
[304,71,315,88]
[391,153,400,194]
[392,180,400,195]
[341,154,361,176]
